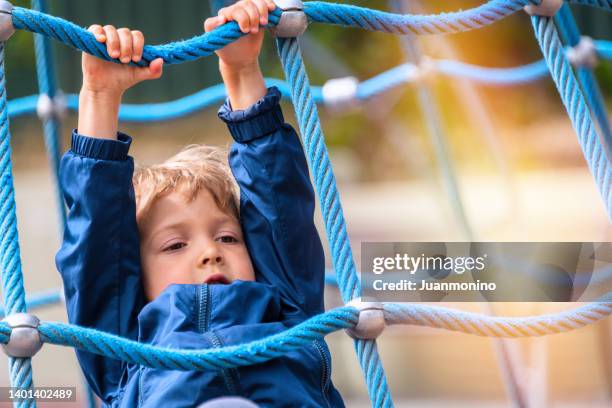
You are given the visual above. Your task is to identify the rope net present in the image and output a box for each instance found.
[1,1,611,407]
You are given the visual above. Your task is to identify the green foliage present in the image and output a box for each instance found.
[595,62,612,98]
[5,0,36,98]
[572,4,612,100]
[5,0,612,175]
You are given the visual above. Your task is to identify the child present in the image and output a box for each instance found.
[55,1,345,406]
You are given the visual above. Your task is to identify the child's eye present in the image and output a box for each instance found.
[163,242,186,252]
[217,235,238,244]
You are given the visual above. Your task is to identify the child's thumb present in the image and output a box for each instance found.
[135,58,164,82]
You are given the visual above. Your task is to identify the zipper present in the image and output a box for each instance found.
[138,366,144,407]
[197,283,210,332]
[198,283,238,395]
[139,284,211,407]
[206,331,239,394]
[313,340,331,408]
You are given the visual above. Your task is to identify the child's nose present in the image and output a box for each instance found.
[202,255,223,265]
[200,245,223,266]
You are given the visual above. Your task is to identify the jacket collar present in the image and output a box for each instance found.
[137,280,283,343]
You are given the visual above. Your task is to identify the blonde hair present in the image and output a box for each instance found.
[133,145,239,224]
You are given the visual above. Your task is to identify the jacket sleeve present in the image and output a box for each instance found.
[55,131,145,404]
[220,87,325,317]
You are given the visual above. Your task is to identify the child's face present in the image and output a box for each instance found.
[139,188,255,300]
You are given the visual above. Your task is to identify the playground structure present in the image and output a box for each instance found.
[0,0,611,407]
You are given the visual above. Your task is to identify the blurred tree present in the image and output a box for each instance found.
[5,0,36,98]
[50,0,218,103]
[572,5,612,96]
[3,0,610,168]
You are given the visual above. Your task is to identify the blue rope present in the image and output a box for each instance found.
[276,36,393,408]
[10,0,610,72]
[0,299,609,364]
[111,78,297,122]
[436,59,549,85]
[30,0,66,231]
[118,84,228,122]
[8,59,552,122]
[11,6,281,66]
[7,95,37,118]
[6,0,612,72]
[0,43,35,408]
[596,40,612,59]
[552,7,612,399]
[22,308,357,371]
[0,321,9,343]
[383,295,612,336]
[554,5,612,165]
[0,289,62,317]
[23,290,61,311]
[303,0,531,35]
[355,60,540,99]
[301,0,612,35]
[29,1,56,95]
[531,16,612,220]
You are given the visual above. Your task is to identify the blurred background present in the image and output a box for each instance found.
[1,0,611,406]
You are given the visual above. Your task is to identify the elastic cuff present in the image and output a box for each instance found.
[218,87,285,143]
[71,130,132,161]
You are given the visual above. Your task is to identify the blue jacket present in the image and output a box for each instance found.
[56,88,345,408]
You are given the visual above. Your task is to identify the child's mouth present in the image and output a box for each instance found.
[203,273,230,285]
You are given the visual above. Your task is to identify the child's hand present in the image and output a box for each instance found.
[82,25,164,97]
[204,0,275,73]
[79,26,164,139]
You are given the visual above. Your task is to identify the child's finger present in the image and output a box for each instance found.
[217,8,230,24]
[265,0,275,10]
[103,25,120,59]
[88,25,106,43]
[253,0,269,25]
[117,28,133,64]
[241,1,261,33]
[231,8,251,33]
[204,16,222,33]
[131,30,144,62]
